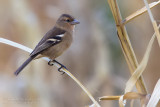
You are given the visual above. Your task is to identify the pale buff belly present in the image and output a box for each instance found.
[41,41,71,59]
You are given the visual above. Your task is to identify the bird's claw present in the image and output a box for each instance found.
[58,65,67,75]
[48,60,67,75]
[48,60,54,66]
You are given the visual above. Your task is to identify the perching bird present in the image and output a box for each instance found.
[14,14,80,76]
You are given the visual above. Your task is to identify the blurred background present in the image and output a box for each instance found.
[0,0,159,107]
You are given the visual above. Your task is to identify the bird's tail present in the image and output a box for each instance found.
[14,55,36,76]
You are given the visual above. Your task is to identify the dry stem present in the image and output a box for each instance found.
[107,0,147,94]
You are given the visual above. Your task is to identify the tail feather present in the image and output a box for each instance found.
[14,56,36,76]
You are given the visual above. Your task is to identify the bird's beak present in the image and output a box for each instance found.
[71,19,80,25]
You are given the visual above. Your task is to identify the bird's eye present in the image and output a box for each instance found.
[66,19,70,22]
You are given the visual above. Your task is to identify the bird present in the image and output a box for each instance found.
[14,14,80,76]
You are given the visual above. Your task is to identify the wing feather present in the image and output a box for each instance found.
[30,27,66,56]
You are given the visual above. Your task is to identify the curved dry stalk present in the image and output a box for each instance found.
[119,25,160,106]
[125,28,157,93]
[0,38,101,107]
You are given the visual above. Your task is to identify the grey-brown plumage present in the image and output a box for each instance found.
[15,14,80,75]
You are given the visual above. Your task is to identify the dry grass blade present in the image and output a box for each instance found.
[0,38,101,107]
[147,79,160,107]
[123,92,147,100]
[119,95,125,107]
[119,92,149,107]
[99,92,146,101]
[143,0,160,47]
[107,0,147,94]
[125,27,158,93]
[122,1,160,24]
[99,96,120,101]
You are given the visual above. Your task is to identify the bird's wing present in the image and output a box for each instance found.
[30,27,66,56]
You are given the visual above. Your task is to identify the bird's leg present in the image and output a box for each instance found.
[48,59,67,74]
[53,60,67,74]
[48,60,54,66]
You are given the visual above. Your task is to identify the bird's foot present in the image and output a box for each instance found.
[48,60,54,66]
[48,60,67,75]
[58,65,68,75]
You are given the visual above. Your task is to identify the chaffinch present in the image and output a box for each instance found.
[15,14,80,75]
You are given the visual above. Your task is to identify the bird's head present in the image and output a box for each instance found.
[56,14,80,32]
